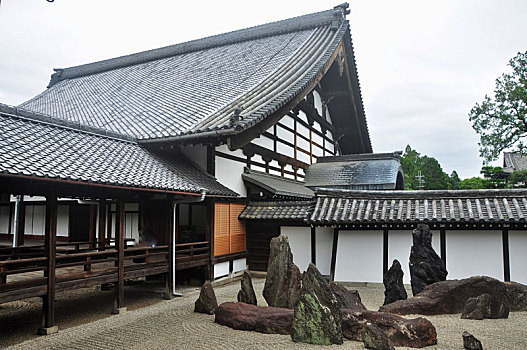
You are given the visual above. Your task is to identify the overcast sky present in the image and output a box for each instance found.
[1,0,526,178]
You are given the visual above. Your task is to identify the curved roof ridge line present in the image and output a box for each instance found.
[48,8,344,86]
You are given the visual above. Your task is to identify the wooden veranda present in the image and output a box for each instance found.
[0,176,214,335]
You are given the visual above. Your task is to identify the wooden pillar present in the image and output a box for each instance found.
[310,226,316,265]
[88,205,96,248]
[112,200,126,314]
[383,229,389,274]
[330,228,339,281]
[502,229,510,282]
[106,203,112,245]
[98,199,106,251]
[440,228,446,265]
[164,201,175,299]
[15,195,25,247]
[38,196,58,335]
[208,201,214,280]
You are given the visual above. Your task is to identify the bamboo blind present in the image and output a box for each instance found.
[229,203,246,254]
[214,202,246,257]
[214,203,230,256]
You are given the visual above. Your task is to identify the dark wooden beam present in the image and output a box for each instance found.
[440,229,446,265]
[208,200,215,280]
[330,228,339,282]
[383,229,389,274]
[38,195,58,335]
[502,229,510,282]
[207,145,215,176]
[297,99,335,134]
[98,199,106,251]
[242,143,308,171]
[311,226,316,265]
[113,200,126,314]
[164,202,175,299]
[15,195,25,247]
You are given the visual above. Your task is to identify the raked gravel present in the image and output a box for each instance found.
[3,278,527,349]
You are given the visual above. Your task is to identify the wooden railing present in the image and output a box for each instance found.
[174,241,210,270]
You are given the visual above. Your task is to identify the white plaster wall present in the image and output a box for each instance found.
[315,227,333,275]
[280,227,311,273]
[215,146,246,197]
[233,258,247,273]
[180,145,208,172]
[313,90,323,116]
[214,261,230,279]
[57,205,69,237]
[509,230,527,284]
[335,230,383,283]
[0,206,10,234]
[446,230,503,280]
[388,230,441,284]
[251,135,274,151]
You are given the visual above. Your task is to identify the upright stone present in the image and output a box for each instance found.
[237,271,257,305]
[194,281,218,314]
[330,282,367,311]
[291,264,343,345]
[263,235,302,309]
[409,224,447,296]
[383,259,407,305]
[462,331,483,350]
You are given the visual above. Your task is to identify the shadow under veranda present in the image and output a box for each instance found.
[0,280,166,348]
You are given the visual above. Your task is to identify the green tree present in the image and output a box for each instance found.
[449,170,461,190]
[400,145,451,190]
[480,165,507,188]
[469,51,527,162]
[459,177,490,189]
[509,169,527,188]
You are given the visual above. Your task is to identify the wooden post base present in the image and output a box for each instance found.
[112,307,127,315]
[162,292,175,300]
[38,326,59,335]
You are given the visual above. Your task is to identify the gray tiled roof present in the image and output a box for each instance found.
[0,105,237,196]
[503,152,527,172]
[240,188,527,224]
[242,169,314,199]
[19,7,352,142]
[239,201,312,221]
[304,152,403,190]
[309,189,527,224]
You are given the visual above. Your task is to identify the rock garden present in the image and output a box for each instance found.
[195,225,527,349]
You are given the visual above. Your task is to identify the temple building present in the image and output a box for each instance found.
[1,4,526,335]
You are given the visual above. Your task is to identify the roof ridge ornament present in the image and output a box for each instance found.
[229,105,244,130]
[332,3,350,30]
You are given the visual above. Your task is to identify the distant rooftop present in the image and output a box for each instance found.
[304,152,404,190]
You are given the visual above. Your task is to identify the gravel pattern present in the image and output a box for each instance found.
[4,279,527,349]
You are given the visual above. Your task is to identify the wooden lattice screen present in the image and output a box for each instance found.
[229,203,246,254]
[214,203,246,257]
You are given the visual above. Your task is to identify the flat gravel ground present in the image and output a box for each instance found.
[4,278,527,349]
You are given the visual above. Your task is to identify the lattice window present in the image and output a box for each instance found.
[214,202,246,256]
[214,203,230,256]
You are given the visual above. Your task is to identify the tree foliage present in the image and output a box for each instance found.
[509,169,527,188]
[469,51,527,162]
[400,145,451,190]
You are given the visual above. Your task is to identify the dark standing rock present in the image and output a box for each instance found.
[237,271,257,305]
[383,259,408,305]
[462,331,483,350]
[361,323,395,350]
[341,309,437,348]
[461,293,509,320]
[380,276,527,315]
[215,302,293,334]
[194,281,218,315]
[330,282,367,311]
[263,235,302,309]
[504,281,527,311]
[291,263,343,345]
[409,224,448,296]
